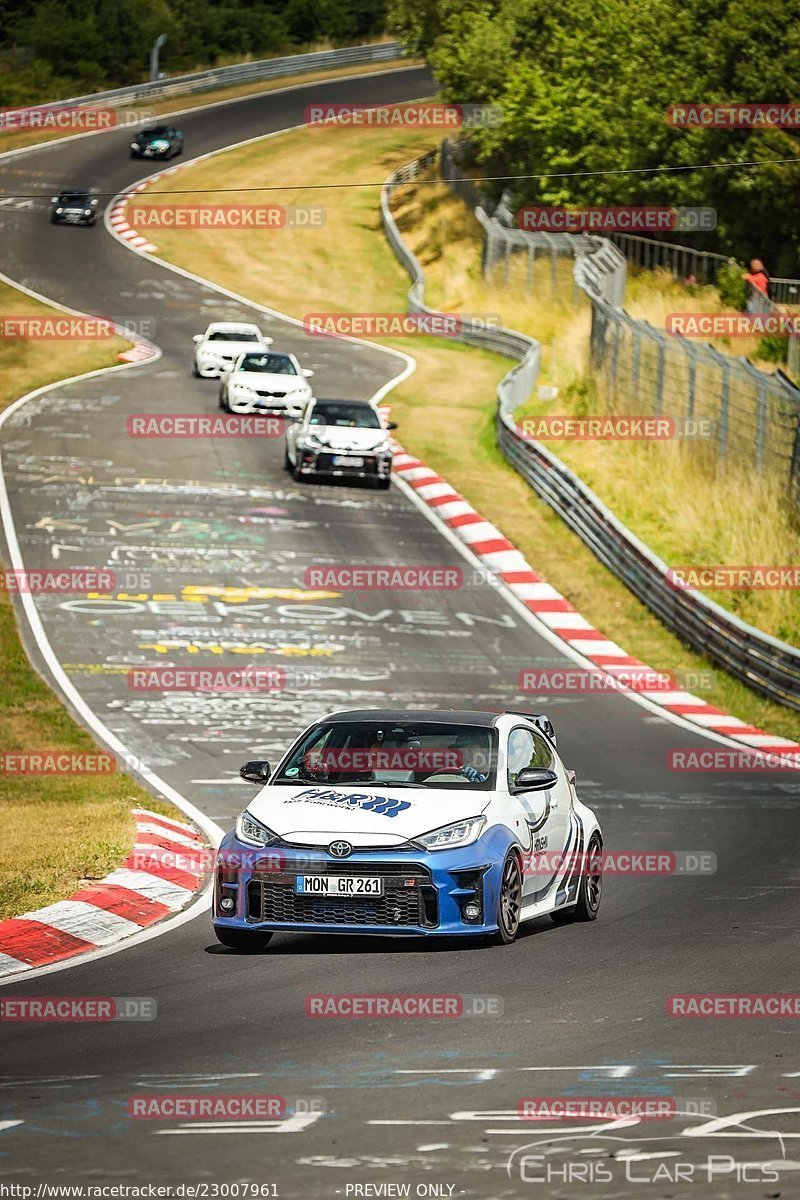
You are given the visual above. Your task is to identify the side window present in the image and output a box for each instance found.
[507,727,553,789]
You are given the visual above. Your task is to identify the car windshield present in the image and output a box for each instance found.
[208,330,260,342]
[309,403,380,429]
[141,127,168,138]
[273,721,497,789]
[239,353,297,374]
[59,192,90,203]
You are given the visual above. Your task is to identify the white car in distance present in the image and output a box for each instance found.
[192,322,272,378]
[219,350,314,419]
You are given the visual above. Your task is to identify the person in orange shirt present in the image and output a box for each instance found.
[742,258,770,310]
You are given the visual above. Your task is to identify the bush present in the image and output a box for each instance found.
[716,260,748,311]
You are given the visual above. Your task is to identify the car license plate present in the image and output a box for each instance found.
[296,875,383,896]
[333,455,363,467]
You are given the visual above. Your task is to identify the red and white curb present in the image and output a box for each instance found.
[0,809,210,979]
[110,166,187,255]
[391,445,800,758]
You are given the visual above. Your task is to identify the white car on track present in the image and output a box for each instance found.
[192,322,272,378]
[219,350,314,418]
[212,707,603,949]
[285,397,396,488]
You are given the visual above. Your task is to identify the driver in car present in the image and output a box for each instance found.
[452,736,489,783]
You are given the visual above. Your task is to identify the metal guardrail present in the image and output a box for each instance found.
[29,42,406,113]
[382,151,800,712]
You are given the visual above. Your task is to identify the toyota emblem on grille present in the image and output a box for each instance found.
[328,840,353,859]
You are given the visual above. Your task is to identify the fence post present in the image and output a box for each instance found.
[655,334,666,415]
[755,384,767,473]
[719,362,731,459]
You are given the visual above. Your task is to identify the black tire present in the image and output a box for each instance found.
[283,448,292,472]
[551,833,602,924]
[218,391,229,411]
[214,926,273,952]
[192,361,200,378]
[493,851,523,944]
[292,460,306,482]
[375,476,391,490]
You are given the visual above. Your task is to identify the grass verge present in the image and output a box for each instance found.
[395,178,800,649]
[0,281,186,920]
[132,117,800,741]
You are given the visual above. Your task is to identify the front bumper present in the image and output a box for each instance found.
[228,394,307,417]
[52,212,92,225]
[294,448,392,480]
[212,830,512,938]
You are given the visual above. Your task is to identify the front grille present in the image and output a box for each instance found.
[247,863,436,928]
[316,453,378,474]
[256,390,287,398]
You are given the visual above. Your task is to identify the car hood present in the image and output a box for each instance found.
[310,427,387,451]
[246,783,489,847]
[232,371,307,391]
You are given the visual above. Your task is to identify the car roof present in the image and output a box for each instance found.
[323,709,509,727]
[58,188,89,195]
[207,322,259,332]
[311,398,375,408]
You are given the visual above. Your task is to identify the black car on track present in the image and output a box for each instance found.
[50,189,99,226]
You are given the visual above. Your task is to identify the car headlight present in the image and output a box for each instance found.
[417,816,486,851]
[371,439,391,455]
[235,810,277,847]
[55,207,63,214]
[301,432,324,449]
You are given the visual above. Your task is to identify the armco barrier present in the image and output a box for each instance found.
[22,42,406,114]
[382,153,800,712]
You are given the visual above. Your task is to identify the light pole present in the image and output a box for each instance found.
[150,33,167,82]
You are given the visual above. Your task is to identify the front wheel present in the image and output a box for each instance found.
[219,391,229,411]
[214,927,273,952]
[493,852,522,944]
[374,476,391,490]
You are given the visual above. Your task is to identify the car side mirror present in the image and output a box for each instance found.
[387,421,398,430]
[302,368,314,377]
[262,336,274,346]
[240,760,271,784]
[512,767,558,792]
[51,196,58,203]
[192,334,203,343]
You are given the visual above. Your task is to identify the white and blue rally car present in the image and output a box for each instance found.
[213,708,602,949]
